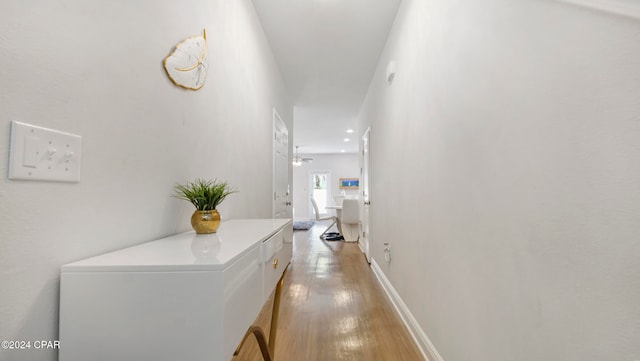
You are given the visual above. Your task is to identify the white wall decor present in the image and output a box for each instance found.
[164,29,208,90]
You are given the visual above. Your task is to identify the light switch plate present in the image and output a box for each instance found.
[8,121,82,182]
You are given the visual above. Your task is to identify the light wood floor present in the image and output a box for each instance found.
[232,221,425,361]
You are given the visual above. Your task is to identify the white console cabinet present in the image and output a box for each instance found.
[58,219,292,361]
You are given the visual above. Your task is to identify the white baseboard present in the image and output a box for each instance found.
[370,259,444,361]
[556,0,640,20]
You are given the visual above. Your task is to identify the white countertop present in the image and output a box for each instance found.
[61,219,291,272]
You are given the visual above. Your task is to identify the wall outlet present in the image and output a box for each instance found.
[8,121,82,182]
[384,242,391,263]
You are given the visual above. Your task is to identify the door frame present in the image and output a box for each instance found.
[272,108,290,219]
[360,127,371,262]
[308,170,332,217]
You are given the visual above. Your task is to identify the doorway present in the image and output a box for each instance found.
[309,171,331,217]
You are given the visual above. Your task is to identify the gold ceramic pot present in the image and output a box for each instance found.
[191,209,221,234]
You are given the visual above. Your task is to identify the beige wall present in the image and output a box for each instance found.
[359,1,640,360]
[0,1,291,360]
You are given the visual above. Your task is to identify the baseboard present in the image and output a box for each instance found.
[556,0,640,20]
[370,259,444,361]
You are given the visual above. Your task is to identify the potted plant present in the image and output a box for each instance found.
[173,178,237,234]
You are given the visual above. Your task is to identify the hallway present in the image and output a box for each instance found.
[2,2,639,361]
[233,222,424,361]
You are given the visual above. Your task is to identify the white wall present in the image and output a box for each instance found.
[359,1,640,361]
[292,153,359,220]
[0,1,291,360]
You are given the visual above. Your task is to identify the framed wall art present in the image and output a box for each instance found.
[339,178,359,189]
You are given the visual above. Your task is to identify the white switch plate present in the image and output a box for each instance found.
[8,121,82,182]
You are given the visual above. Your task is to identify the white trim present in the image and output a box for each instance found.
[556,0,640,20]
[371,259,444,361]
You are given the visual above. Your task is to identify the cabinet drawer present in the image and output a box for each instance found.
[262,227,292,299]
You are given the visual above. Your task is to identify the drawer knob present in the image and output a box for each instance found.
[273,258,279,269]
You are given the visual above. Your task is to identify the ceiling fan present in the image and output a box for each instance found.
[292,146,313,167]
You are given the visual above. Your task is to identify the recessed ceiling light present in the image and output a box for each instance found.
[346,129,354,134]
[344,138,350,142]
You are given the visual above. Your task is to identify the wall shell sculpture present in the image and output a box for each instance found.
[164,29,208,90]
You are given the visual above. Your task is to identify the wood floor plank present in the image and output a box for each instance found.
[232,221,425,361]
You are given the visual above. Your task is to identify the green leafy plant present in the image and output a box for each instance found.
[173,178,237,211]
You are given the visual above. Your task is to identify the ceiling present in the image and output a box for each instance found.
[252,0,401,154]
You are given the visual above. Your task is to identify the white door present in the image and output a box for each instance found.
[360,127,371,262]
[273,109,290,219]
